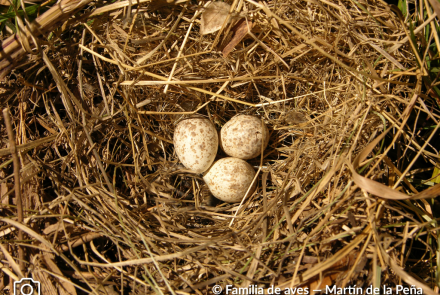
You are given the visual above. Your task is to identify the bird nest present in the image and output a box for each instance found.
[1,0,439,294]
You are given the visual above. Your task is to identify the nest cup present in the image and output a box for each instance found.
[0,0,431,293]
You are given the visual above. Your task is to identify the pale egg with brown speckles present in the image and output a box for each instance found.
[203,157,256,203]
[174,118,218,173]
[220,115,269,160]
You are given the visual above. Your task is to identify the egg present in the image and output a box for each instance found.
[220,115,269,159]
[174,117,218,173]
[203,157,256,203]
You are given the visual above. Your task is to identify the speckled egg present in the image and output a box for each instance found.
[220,115,269,159]
[174,118,218,173]
[203,157,256,203]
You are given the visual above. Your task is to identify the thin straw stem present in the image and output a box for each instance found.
[2,108,24,273]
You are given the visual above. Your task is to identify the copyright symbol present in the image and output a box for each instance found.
[212,285,222,294]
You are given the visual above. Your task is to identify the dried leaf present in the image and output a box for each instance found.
[0,134,57,156]
[305,273,339,295]
[277,230,367,288]
[0,218,57,252]
[42,221,72,235]
[350,127,440,200]
[0,243,24,279]
[33,255,62,295]
[98,286,119,295]
[412,183,440,200]
[428,0,440,21]
[0,171,9,207]
[380,245,437,295]
[200,2,231,35]
[222,19,252,57]
[33,271,59,295]
[285,111,307,124]
[43,253,77,295]
[349,164,410,199]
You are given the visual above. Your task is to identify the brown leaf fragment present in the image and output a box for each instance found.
[33,267,59,295]
[57,232,102,252]
[306,273,339,295]
[0,134,57,156]
[428,0,440,21]
[42,221,73,235]
[298,251,359,294]
[97,285,119,295]
[285,110,307,124]
[412,182,440,200]
[349,166,410,200]
[0,171,9,208]
[43,253,77,295]
[200,1,231,35]
[222,19,252,57]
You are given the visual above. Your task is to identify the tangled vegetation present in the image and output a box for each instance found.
[1,0,440,294]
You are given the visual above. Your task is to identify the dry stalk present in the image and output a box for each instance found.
[1,0,439,293]
[2,108,24,274]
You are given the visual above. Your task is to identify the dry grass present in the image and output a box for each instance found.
[1,0,440,294]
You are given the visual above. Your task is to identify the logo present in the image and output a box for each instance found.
[212,285,222,294]
[13,278,40,295]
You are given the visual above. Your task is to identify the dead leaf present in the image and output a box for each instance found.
[306,272,340,295]
[285,111,308,124]
[33,268,59,295]
[200,1,231,35]
[379,243,438,295]
[349,127,440,200]
[299,251,359,294]
[42,221,73,235]
[349,164,411,200]
[0,243,24,279]
[222,19,252,57]
[428,0,440,22]
[97,285,119,295]
[43,253,77,295]
[412,183,440,200]
[0,171,9,207]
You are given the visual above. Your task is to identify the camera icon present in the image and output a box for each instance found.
[13,278,40,295]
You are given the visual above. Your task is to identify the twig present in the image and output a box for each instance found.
[2,108,24,273]
[57,232,102,252]
[164,4,195,94]
[0,0,94,80]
